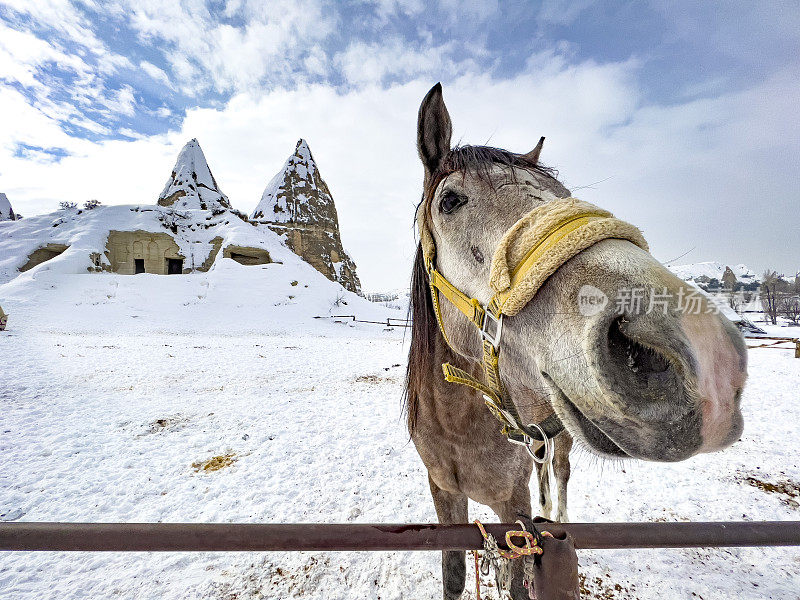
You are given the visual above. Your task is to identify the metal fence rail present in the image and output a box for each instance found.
[313,315,412,327]
[2,521,800,552]
[744,335,800,357]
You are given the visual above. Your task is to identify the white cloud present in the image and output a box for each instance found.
[303,47,329,78]
[100,85,137,117]
[0,3,139,133]
[0,83,173,207]
[334,38,475,86]
[2,0,109,56]
[0,87,87,156]
[139,60,172,87]
[0,23,80,90]
[113,0,335,94]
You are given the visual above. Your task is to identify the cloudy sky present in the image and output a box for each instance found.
[1,1,798,290]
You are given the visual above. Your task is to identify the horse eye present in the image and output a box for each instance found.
[439,192,466,214]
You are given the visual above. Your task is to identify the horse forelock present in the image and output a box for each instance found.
[424,144,560,200]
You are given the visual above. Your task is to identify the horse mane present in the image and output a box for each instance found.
[403,144,564,434]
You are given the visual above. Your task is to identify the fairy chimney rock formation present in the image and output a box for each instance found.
[251,139,361,294]
[722,266,738,290]
[0,193,17,221]
[158,139,231,211]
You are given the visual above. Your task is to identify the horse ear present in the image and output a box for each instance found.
[523,136,545,164]
[417,82,452,182]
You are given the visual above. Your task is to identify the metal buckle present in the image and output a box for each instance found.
[507,423,552,465]
[481,310,503,349]
[498,407,520,429]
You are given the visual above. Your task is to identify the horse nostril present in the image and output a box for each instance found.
[608,317,670,376]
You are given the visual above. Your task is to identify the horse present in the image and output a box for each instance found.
[404,83,747,600]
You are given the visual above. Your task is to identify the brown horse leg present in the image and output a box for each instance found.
[553,432,573,522]
[490,481,533,600]
[428,475,468,600]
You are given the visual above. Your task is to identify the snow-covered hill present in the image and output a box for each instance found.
[0,204,399,334]
[668,261,757,282]
[0,204,251,283]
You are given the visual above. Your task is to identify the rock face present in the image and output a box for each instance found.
[105,230,185,275]
[0,193,17,221]
[251,139,361,294]
[158,139,231,211]
[20,243,68,272]
[722,266,738,289]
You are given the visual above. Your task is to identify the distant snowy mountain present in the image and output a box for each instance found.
[251,139,361,294]
[0,192,17,221]
[668,261,758,283]
[158,139,231,211]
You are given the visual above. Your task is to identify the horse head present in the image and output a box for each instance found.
[413,83,746,462]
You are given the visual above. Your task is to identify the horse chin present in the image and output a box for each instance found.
[544,375,629,458]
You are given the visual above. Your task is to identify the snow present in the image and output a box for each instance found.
[0,210,395,332]
[0,203,337,287]
[256,164,293,223]
[687,282,742,323]
[1,258,799,598]
[294,139,315,170]
[0,192,15,221]
[669,261,757,282]
[761,322,800,338]
[159,139,230,211]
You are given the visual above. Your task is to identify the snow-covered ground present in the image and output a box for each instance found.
[2,268,800,599]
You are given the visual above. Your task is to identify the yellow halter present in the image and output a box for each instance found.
[418,196,648,461]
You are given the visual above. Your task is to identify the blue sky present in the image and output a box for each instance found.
[1,0,798,289]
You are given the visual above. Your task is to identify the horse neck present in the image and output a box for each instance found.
[405,243,485,434]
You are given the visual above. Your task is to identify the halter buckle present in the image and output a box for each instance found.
[507,423,553,465]
[481,310,503,349]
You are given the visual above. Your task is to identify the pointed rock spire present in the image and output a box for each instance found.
[158,139,231,211]
[722,265,738,289]
[251,139,361,294]
[252,139,334,227]
[0,192,16,221]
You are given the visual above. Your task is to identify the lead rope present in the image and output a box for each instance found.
[472,549,482,600]
[473,519,553,598]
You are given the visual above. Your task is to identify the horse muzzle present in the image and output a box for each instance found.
[545,298,745,461]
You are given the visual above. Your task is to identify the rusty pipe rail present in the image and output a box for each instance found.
[2,522,800,552]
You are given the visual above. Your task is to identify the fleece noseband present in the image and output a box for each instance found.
[418,195,648,462]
